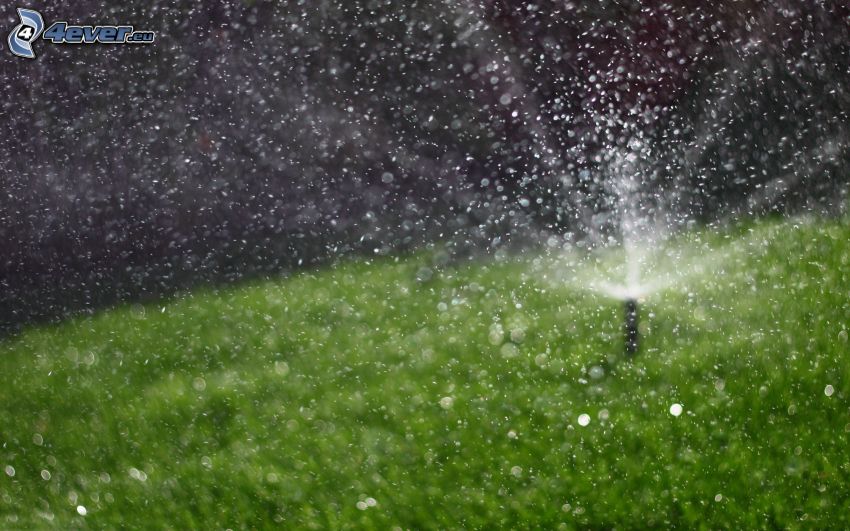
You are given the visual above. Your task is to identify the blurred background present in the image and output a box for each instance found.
[2,0,848,332]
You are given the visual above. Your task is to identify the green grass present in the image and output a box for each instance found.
[2,217,850,529]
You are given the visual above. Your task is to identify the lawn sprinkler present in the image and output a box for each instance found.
[624,298,639,355]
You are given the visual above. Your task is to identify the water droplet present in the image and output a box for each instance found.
[192,377,206,391]
[507,429,517,439]
[824,384,835,397]
[274,361,289,376]
[415,267,433,283]
[40,469,51,481]
[838,330,848,343]
[4,465,14,477]
[76,505,87,516]
[488,323,504,345]
[128,467,147,481]
[500,343,519,358]
[714,494,723,502]
[577,413,591,426]
[510,465,522,477]
[439,396,454,409]
[669,403,683,417]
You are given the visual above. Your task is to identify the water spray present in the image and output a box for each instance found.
[624,298,639,355]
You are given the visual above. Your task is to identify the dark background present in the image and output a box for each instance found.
[1,0,848,332]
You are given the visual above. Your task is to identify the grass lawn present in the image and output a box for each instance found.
[1,217,849,528]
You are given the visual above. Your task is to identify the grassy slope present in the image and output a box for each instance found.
[1,218,849,529]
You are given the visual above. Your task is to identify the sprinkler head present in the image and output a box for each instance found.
[624,298,639,355]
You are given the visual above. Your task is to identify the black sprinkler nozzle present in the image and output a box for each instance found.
[625,298,639,355]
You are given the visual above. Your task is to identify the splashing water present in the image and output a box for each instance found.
[588,132,673,302]
[548,217,790,306]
